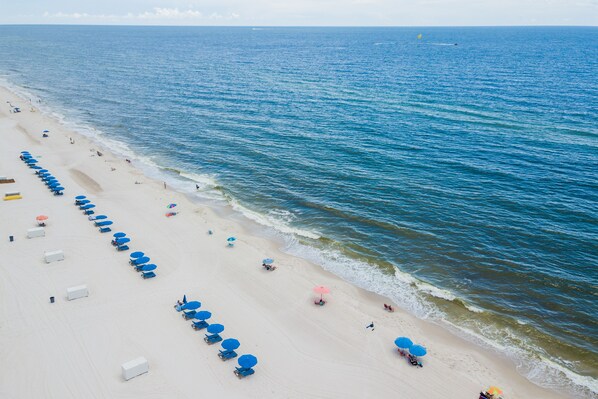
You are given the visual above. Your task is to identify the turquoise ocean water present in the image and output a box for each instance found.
[0,26,596,395]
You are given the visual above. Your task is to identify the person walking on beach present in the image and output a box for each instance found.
[163,182,166,189]
[366,322,375,331]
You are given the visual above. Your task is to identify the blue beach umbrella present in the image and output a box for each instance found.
[22,154,32,159]
[53,186,65,192]
[409,345,427,357]
[167,203,177,209]
[49,182,61,187]
[81,204,96,210]
[26,159,38,164]
[194,311,212,321]
[43,130,49,133]
[221,338,240,351]
[134,256,150,265]
[94,215,108,220]
[181,301,201,310]
[140,264,157,272]
[21,151,30,154]
[207,324,224,334]
[263,258,274,265]
[96,220,112,226]
[394,337,413,349]
[130,251,144,259]
[31,165,42,170]
[227,237,236,242]
[75,195,86,200]
[78,199,90,205]
[237,354,258,368]
[38,169,48,173]
[116,237,130,245]
[113,232,126,238]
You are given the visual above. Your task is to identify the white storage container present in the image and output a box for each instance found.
[44,250,64,263]
[27,227,45,238]
[66,285,88,301]
[121,357,149,381]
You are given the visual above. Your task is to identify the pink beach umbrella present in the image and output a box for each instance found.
[313,285,330,301]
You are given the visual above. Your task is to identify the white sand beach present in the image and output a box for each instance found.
[0,84,567,399]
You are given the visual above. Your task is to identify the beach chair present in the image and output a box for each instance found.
[117,245,129,252]
[314,299,326,306]
[204,333,223,345]
[192,320,209,330]
[142,271,156,279]
[182,310,197,320]
[218,349,238,361]
[234,367,255,378]
[99,226,111,233]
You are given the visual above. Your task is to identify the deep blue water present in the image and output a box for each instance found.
[0,25,596,394]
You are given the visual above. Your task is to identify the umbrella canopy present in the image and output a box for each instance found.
[26,159,38,164]
[38,169,48,173]
[313,285,330,300]
[238,354,258,368]
[221,338,240,351]
[263,258,274,265]
[21,151,30,154]
[167,203,177,208]
[394,337,413,349]
[207,324,224,334]
[78,199,90,205]
[113,232,126,238]
[53,186,65,192]
[96,220,113,226]
[140,264,157,272]
[134,256,150,264]
[181,301,201,310]
[94,215,108,220]
[116,237,130,245]
[130,251,144,259]
[36,215,49,221]
[409,345,427,357]
[31,165,42,170]
[486,387,503,396]
[75,195,86,200]
[43,130,49,133]
[227,237,236,242]
[49,182,61,187]
[81,204,96,210]
[194,310,212,321]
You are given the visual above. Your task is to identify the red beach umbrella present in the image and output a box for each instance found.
[313,285,330,301]
[36,215,48,221]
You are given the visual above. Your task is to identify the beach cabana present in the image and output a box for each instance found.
[204,323,224,345]
[140,264,157,279]
[234,354,257,378]
[192,310,212,330]
[218,338,240,361]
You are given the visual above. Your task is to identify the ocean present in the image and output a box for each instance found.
[0,25,596,395]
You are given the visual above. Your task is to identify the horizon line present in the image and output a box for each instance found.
[0,23,596,28]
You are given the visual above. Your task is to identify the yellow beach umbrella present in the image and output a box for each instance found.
[487,386,503,396]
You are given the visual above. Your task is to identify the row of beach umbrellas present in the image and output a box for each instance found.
[175,296,258,378]
[129,251,158,279]
[21,151,65,195]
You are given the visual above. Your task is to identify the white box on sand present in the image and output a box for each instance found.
[44,250,64,263]
[66,284,88,301]
[122,357,149,381]
[27,227,45,238]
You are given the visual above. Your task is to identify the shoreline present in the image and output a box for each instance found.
[0,82,574,398]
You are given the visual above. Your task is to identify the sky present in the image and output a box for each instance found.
[0,0,596,26]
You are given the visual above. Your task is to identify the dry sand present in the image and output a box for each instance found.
[0,85,567,399]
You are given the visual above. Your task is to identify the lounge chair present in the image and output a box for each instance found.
[117,245,129,251]
[192,320,209,330]
[142,271,156,279]
[99,226,111,233]
[218,349,238,361]
[182,310,197,320]
[84,209,94,215]
[234,367,255,378]
[204,333,223,345]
